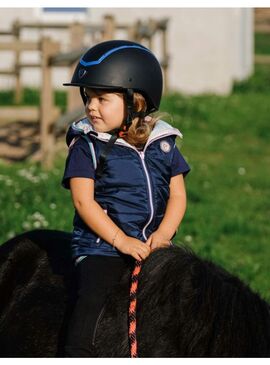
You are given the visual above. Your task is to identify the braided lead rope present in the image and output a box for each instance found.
[129,259,143,358]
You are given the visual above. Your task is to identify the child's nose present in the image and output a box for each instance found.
[87,97,98,111]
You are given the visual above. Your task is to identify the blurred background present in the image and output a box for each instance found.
[0,8,269,300]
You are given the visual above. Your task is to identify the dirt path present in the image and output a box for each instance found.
[0,121,40,162]
[0,121,65,163]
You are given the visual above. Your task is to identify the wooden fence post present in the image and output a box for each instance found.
[13,19,22,104]
[68,22,85,112]
[134,20,142,43]
[147,18,156,50]
[103,15,115,40]
[40,37,60,169]
[160,19,169,93]
[128,22,137,41]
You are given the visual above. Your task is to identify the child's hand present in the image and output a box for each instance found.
[114,232,151,261]
[145,230,171,251]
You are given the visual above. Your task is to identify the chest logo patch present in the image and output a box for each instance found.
[160,140,171,153]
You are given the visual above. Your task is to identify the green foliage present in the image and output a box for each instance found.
[0,90,14,104]
[0,66,270,302]
[255,32,270,55]
[0,88,67,112]
[233,64,270,94]
[0,154,73,238]
[233,32,270,94]
[159,79,270,301]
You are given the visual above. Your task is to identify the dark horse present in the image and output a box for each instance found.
[0,229,269,357]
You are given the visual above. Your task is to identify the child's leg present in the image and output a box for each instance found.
[65,255,130,357]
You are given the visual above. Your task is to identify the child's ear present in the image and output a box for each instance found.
[144,116,152,122]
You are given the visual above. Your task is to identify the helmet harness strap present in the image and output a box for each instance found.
[95,133,118,178]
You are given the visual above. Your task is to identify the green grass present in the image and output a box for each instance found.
[255,32,270,55]
[161,91,270,298]
[0,65,270,302]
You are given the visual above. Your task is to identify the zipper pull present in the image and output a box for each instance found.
[139,151,145,159]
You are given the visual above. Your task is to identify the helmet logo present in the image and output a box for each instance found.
[79,69,87,79]
[160,140,171,153]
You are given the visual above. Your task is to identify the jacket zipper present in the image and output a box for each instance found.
[132,135,177,240]
[138,151,154,241]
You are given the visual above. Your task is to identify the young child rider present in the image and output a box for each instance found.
[62,39,190,356]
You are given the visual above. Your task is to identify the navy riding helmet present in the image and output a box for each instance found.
[63,40,163,132]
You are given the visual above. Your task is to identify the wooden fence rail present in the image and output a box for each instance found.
[0,15,169,168]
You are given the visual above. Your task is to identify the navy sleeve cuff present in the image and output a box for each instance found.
[171,146,191,178]
[61,137,96,189]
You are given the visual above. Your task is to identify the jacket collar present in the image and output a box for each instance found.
[71,117,182,148]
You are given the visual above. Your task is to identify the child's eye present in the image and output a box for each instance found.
[99,97,106,102]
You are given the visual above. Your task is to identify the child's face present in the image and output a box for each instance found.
[84,88,125,133]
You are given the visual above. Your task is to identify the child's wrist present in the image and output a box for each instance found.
[112,229,126,249]
[112,229,120,247]
[156,227,173,241]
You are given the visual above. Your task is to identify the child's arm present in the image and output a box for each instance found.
[70,177,150,261]
[146,174,187,250]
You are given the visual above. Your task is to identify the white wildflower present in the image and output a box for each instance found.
[33,221,41,228]
[184,235,193,243]
[7,231,16,239]
[33,211,45,220]
[5,179,13,186]
[238,167,246,176]
[17,168,41,183]
[40,173,48,180]
[22,221,31,230]
[30,176,40,183]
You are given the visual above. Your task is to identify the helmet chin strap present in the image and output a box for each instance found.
[80,87,87,105]
[125,88,135,129]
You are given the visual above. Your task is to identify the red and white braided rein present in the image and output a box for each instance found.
[128,259,143,358]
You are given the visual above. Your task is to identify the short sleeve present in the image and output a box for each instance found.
[171,145,190,178]
[61,137,96,189]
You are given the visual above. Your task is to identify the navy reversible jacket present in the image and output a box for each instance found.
[62,118,190,258]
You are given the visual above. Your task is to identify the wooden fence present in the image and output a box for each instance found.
[255,8,270,64]
[0,15,169,168]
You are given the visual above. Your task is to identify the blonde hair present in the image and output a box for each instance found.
[123,92,160,147]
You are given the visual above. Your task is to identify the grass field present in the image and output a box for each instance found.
[255,32,270,55]
[0,62,270,302]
